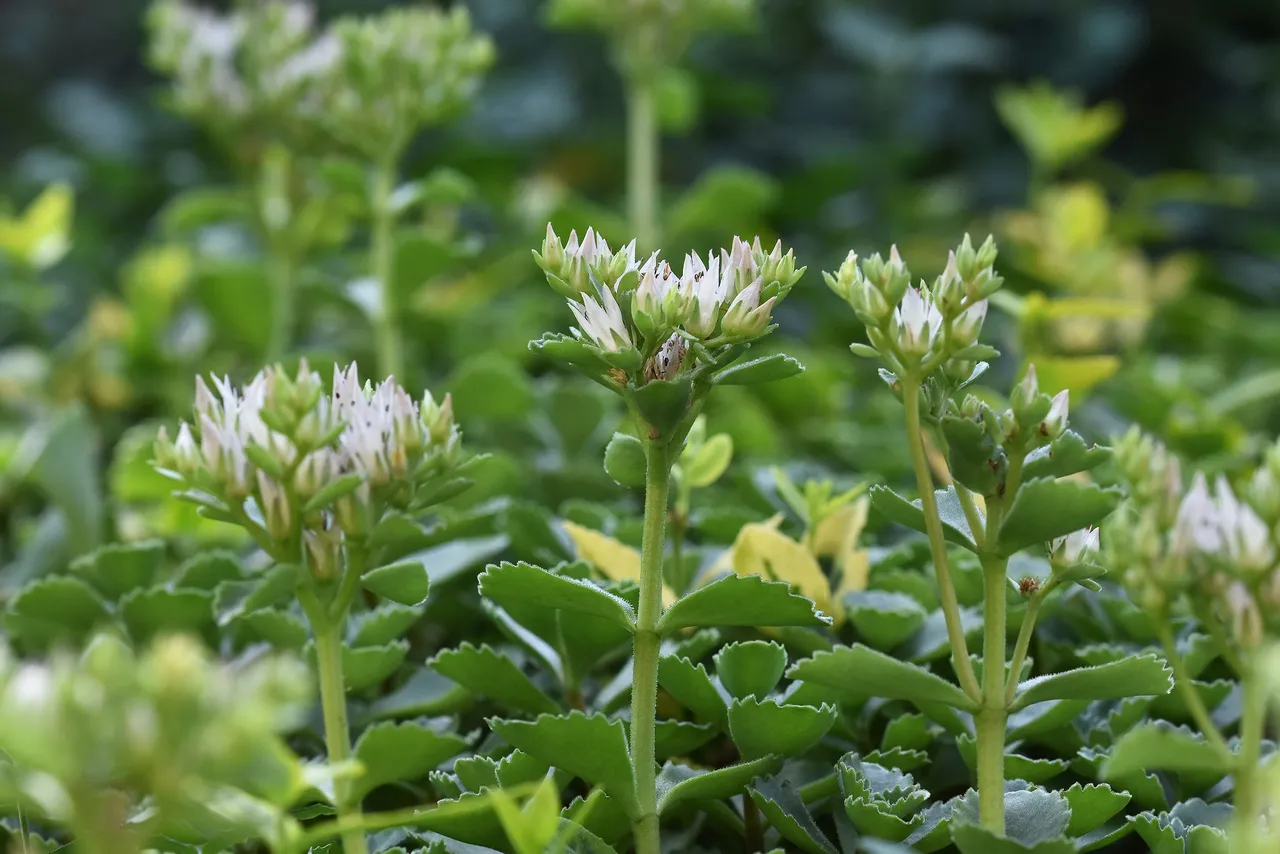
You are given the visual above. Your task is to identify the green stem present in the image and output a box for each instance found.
[1004,593,1044,706]
[625,75,659,251]
[977,556,1008,835]
[1235,661,1265,849]
[904,379,980,702]
[1155,623,1232,757]
[267,246,295,362]
[953,482,987,551]
[629,438,670,854]
[744,795,763,852]
[371,160,401,381]
[314,618,368,854]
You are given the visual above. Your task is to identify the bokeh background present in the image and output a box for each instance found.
[2,0,1280,576]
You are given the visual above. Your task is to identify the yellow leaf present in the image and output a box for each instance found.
[828,497,872,599]
[0,182,73,269]
[730,521,833,624]
[1028,355,1121,399]
[560,521,676,608]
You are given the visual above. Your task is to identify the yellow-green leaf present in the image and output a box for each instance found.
[561,521,676,608]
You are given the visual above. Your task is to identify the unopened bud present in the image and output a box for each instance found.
[934,252,965,316]
[1041,390,1069,440]
[951,299,988,348]
[1010,365,1040,413]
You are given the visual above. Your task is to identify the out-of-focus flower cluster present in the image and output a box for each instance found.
[825,235,1002,381]
[154,362,460,573]
[0,633,308,843]
[147,0,492,160]
[545,0,755,73]
[533,225,804,384]
[1105,429,1280,650]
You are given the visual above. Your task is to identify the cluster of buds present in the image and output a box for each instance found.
[943,365,1075,500]
[826,235,1001,378]
[546,0,755,73]
[0,633,308,839]
[318,6,494,161]
[147,0,326,129]
[1105,429,1280,649]
[154,362,461,573]
[533,225,804,384]
[147,0,492,163]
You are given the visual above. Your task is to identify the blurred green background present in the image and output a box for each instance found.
[1,0,1279,577]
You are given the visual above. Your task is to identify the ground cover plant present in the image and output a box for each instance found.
[1,0,1279,853]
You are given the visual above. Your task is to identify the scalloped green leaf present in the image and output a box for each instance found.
[340,641,409,693]
[489,712,637,817]
[5,576,111,652]
[352,718,472,799]
[870,485,978,552]
[119,587,213,644]
[479,562,635,632]
[1010,654,1172,711]
[213,563,297,625]
[788,643,975,710]
[655,720,717,760]
[362,560,430,606]
[70,540,165,601]
[950,823,1075,854]
[749,778,838,854]
[630,377,692,437]
[657,573,831,633]
[350,603,424,647]
[656,756,785,815]
[237,608,308,649]
[712,354,804,386]
[728,698,837,761]
[658,655,728,727]
[845,590,929,650]
[954,736,1067,784]
[368,666,471,721]
[882,714,936,752]
[430,642,560,715]
[1062,783,1131,836]
[941,415,1004,496]
[714,640,786,700]
[173,551,244,590]
[603,433,646,488]
[996,478,1121,556]
[1022,431,1110,481]
[1101,722,1233,779]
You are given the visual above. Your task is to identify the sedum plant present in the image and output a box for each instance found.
[0,631,310,854]
[152,362,470,854]
[147,0,493,376]
[1103,431,1280,851]
[812,236,1174,842]
[492,224,829,854]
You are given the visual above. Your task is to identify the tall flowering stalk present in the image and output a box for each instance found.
[1106,432,1280,849]
[545,0,756,250]
[154,362,465,854]
[532,225,805,854]
[825,236,1123,834]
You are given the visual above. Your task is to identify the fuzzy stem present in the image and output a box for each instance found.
[904,379,980,701]
[313,616,368,854]
[1004,592,1044,706]
[977,555,1009,835]
[267,246,295,362]
[626,76,659,252]
[629,438,670,854]
[371,160,402,381]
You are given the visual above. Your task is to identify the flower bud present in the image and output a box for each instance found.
[824,251,861,305]
[881,245,911,305]
[256,470,292,541]
[1010,365,1040,413]
[537,222,565,273]
[892,286,941,360]
[955,233,978,281]
[1041,389,1069,440]
[1050,526,1099,566]
[934,252,965,317]
[721,281,774,339]
[951,299,988,348]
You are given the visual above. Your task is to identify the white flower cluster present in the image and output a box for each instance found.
[535,225,803,378]
[147,0,492,161]
[1106,430,1280,649]
[156,362,458,557]
[826,235,1001,372]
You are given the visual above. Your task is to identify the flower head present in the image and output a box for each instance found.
[1050,526,1099,566]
